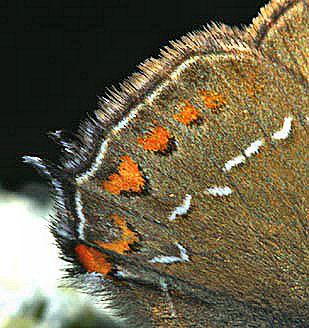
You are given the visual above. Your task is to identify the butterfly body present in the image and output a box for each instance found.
[25,0,309,326]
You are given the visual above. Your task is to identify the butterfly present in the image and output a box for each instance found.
[24,0,308,327]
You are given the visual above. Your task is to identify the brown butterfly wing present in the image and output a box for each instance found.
[245,0,309,81]
[25,0,308,327]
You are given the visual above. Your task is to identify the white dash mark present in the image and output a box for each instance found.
[176,243,189,261]
[222,139,264,172]
[170,57,199,81]
[149,243,189,264]
[223,154,246,172]
[168,194,192,221]
[244,139,264,157]
[115,270,129,278]
[146,80,170,104]
[113,106,139,132]
[272,116,293,140]
[205,186,233,196]
[75,190,86,239]
[76,106,141,184]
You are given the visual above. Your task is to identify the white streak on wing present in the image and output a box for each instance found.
[149,243,189,264]
[52,179,75,240]
[112,106,139,132]
[76,106,140,184]
[272,116,293,140]
[223,154,245,172]
[168,194,192,221]
[222,139,263,172]
[205,186,233,196]
[76,139,110,184]
[170,57,198,80]
[149,255,181,264]
[145,80,170,104]
[75,190,86,239]
[244,139,264,157]
[115,270,129,278]
[177,243,189,262]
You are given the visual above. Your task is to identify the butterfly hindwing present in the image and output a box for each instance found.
[25,1,308,327]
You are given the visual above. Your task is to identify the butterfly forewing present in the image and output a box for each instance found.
[25,0,308,327]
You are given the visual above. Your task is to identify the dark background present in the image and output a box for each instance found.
[2,0,268,191]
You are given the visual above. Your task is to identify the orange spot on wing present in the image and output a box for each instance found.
[138,126,170,152]
[174,99,199,125]
[75,215,139,275]
[75,243,111,275]
[102,215,139,253]
[198,90,226,110]
[103,156,145,194]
